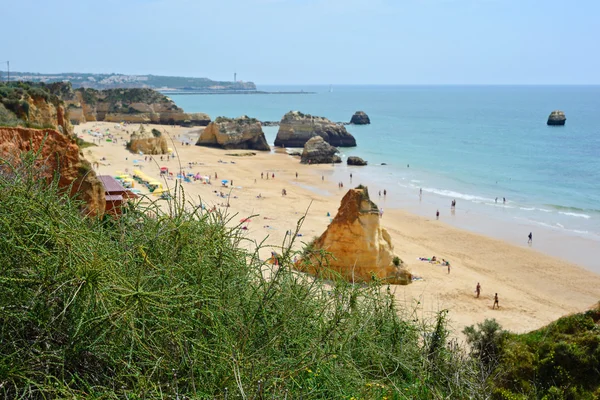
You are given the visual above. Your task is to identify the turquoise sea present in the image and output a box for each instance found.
[171,85,600,271]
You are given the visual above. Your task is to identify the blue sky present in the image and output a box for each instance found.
[2,0,599,84]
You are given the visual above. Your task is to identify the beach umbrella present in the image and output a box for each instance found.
[221,180,229,185]
[160,167,168,171]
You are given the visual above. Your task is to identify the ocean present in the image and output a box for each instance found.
[170,85,600,271]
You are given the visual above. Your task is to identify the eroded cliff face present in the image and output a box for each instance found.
[65,88,211,126]
[274,111,357,148]
[127,124,169,155]
[196,116,270,151]
[0,127,105,216]
[298,187,411,285]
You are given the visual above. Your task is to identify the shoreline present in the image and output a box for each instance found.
[79,121,600,335]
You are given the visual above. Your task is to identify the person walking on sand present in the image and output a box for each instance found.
[261,172,264,179]
[296,172,298,179]
[493,293,499,309]
[350,173,353,181]
[436,210,440,220]
[503,197,506,204]
[384,189,387,197]
[447,260,451,274]
[528,232,533,244]
[476,282,481,298]
[322,175,324,181]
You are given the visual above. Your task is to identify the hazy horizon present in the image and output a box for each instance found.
[2,0,599,85]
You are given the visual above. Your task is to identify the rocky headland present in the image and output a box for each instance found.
[196,116,270,151]
[300,136,341,164]
[547,110,566,126]
[350,111,370,125]
[274,111,356,147]
[60,85,211,126]
[297,186,411,284]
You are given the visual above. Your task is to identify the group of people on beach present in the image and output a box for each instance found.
[475,282,500,309]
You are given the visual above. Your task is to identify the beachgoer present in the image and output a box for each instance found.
[272,173,275,179]
[379,191,381,197]
[407,164,410,168]
[436,210,440,220]
[296,172,298,179]
[261,172,264,179]
[503,197,506,204]
[495,197,498,203]
[476,282,481,298]
[231,180,233,186]
[322,175,324,181]
[215,172,218,179]
[350,173,353,181]
[528,232,533,244]
[379,208,383,218]
[384,189,387,197]
[446,260,451,274]
[493,293,499,309]
[419,188,423,196]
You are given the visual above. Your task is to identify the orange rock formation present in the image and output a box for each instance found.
[299,186,411,284]
[0,127,105,216]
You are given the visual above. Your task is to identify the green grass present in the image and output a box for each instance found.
[0,154,488,399]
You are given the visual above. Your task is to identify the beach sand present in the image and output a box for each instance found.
[80,121,600,337]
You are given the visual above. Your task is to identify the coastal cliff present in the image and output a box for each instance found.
[0,82,73,135]
[274,111,356,148]
[298,186,411,284]
[0,127,105,216]
[63,86,211,126]
[196,116,270,151]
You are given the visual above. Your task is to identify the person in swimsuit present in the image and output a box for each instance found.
[476,283,481,298]
[493,293,499,309]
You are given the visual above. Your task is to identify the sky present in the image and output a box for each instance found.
[1,0,600,85]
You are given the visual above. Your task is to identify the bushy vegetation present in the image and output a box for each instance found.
[0,155,487,399]
[490,309,600,399]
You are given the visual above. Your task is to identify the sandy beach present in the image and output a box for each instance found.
[80,121,600,337]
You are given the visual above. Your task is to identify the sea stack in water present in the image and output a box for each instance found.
[547,110,566,126]
[274,111,356,147]
[127,124,169,155]
[350,111,370,125]
[297,186,411,285]
[347,156,367,166]
[196,116,270,151]
[301,136,341,164]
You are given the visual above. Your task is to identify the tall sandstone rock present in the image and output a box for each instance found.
[0,127,105,216]
[127,125,169,155]
[196,116,270,151]
[298,186,412,285]
[274,111,356,147]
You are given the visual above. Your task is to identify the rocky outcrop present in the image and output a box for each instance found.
[350,111,370,125]
[63,87,211,126]
[301,136,341,164]
[347,156,367,166]
[0,127,105,216]
[196,116,270,151]
[0,82,73,135]
[547,110,566,126]
[127,124,169,155]
[298,186,411,284]
[274,111,356,148]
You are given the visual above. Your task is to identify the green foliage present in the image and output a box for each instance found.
[489,308,600,399]
[393,256,402,266]
[151,128,162,138]
[463,318,507,367]
[0,155,485,399]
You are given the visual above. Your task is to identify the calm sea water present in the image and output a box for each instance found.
[171,85,600,269]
